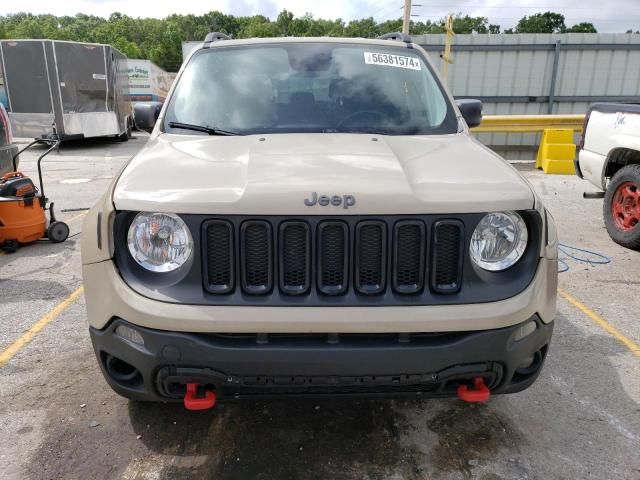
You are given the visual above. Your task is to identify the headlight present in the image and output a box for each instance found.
[470,211,528,271]
[127,212,193,272]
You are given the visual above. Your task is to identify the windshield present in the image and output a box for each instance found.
[164,42,457,136]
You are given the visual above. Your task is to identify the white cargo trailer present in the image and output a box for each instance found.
[0,39,131,140]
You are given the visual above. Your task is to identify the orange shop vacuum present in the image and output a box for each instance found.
[0,139,69,253]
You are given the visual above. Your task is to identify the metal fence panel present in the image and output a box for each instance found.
[414,33,640,159]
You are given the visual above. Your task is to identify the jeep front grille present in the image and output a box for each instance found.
[202,216,464,298]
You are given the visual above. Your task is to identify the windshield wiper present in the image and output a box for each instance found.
[333,125,423,136]
[331,126,396,135]
[168,122,241,136]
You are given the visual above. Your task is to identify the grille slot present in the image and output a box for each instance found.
[431,220,464,294]
[317,221,349,295]
[279,222,311,295]
[355,221,387,295]
[203,220,234,294]
[240,221,273,294]
[393,220,426,294]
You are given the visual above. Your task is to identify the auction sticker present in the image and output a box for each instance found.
[364,52,421,70]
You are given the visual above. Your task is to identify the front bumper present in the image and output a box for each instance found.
[90,316,553,402]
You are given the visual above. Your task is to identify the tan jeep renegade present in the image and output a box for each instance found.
[81,33,558,409]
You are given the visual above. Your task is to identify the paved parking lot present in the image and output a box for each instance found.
[1,135,638,480]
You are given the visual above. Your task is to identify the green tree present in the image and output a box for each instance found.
[566,22,597,33]
[344,17,379,38]
[515,11,566,33]
[452,14,491,34]
[275,9,294,36]
[0,9,610,72]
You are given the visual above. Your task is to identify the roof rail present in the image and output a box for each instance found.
[204,32,231,43]
[377,32,412,43]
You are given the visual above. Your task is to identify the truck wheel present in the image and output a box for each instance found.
[603,164,640,250]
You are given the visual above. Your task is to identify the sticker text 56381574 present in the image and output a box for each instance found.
[364,52,421,71]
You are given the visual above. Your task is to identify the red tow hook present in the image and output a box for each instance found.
[457,377,490,403]
[183,383,217,410]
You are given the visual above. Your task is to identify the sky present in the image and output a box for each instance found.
[0,0,637,33]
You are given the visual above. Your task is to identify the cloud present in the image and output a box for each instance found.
[0,0,637,33]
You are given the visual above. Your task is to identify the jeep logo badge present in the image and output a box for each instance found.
[304,192,356,209]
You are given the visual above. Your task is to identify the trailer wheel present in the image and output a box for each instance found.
[118,119,132,141]
[118,130,130,142]
[603,164,640,250]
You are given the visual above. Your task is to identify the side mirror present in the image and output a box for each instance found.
[133,102,163,133]
[455,99,483,128]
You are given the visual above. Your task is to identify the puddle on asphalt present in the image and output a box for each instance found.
[127,398,424,479]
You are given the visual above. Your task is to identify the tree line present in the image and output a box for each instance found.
[0,10,602,72]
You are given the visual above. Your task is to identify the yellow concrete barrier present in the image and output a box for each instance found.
[470,114,584,174]
[536,129,576,174]
[472,114,584,133]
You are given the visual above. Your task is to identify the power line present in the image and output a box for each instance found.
[408,3,640,9]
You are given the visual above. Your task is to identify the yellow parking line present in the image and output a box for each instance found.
[0,286,84,367]
[65,211,87,224]
[558,288,640,359]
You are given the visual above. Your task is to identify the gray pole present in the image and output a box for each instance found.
[548,40,562,114]
[402,0,411,34]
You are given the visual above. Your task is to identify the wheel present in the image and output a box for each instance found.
[2,239,19,253]
[603,164,640,250]
[118,121,131,142]
[47,221,69,243]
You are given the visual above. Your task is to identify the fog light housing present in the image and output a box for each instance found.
[115,324,145,346]
[517,356,535,370]
[513,320,537,342]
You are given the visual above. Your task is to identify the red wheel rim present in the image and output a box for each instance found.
[611,181,640,231]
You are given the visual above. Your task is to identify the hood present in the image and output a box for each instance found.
[113,133,534,215]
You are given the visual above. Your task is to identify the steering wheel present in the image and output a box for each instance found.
[336,110,386,129]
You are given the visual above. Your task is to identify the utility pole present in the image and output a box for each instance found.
[402,0,411,35]
[441,15,455,83]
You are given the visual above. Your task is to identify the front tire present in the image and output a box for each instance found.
[603,164,640,250]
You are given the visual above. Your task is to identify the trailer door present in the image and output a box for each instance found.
[0,41,54,114]
[54,42,108,113]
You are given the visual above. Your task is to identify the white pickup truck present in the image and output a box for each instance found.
[577,103,640,250]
